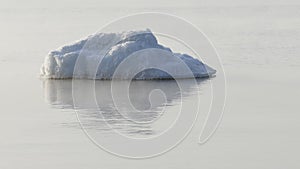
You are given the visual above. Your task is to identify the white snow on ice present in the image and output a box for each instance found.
[40,29,216,80]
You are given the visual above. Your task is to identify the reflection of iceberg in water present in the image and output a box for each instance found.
[43,79,208,136]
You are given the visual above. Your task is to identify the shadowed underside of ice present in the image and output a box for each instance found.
[40,29,216,80]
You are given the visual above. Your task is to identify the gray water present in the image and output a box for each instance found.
[0,0,300,168]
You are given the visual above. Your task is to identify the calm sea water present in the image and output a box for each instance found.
[0,0,299,168]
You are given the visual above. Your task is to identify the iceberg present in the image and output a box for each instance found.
[40,29,216,80]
